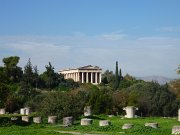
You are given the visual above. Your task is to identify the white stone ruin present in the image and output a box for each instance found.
[145,123,158,128]
[84,106,92,116]
[122,123,134,129]
[0,108,6,114]
[33,117,42,124]
[123,106,138,118]
[81,118,93,125]
[172,126,180,134]
[20,107,31,115]
[63,116,73,126]
[178,109,180,121]
[22,116,29,122]
[99,120,110,126]
[48,116,57,124]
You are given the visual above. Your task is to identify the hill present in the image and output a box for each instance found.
[136,76,172,85]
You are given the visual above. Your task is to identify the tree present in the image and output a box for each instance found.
[23,58,34,86]
[40,62,60,89]
[114,61,119,90]
[101,70,114,85]
[2,56,23,83]
[177,65,180,74]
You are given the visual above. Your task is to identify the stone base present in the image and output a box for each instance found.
[172,126,180,134]
[81,118,93,125]
[0,108,6,115]
[33,117,41,124]
[48,116,57,124]
[22,116,29,122]
[99,120,110,126]
[63,116,73,126]
[145,123,158,128]
[122,124,134,129]
[84,106,92,116]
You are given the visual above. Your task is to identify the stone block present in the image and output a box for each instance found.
[172,126,180,134]
[123,106,138,118]
[48,116,57,124]
[99,120,110,126]
[122,124,134,129]
[22,116,29,122]
[33,117,41,124]
[0,108,5,114]
[145,123,158,128]
[63,116,73,126]
[81,118,93,125]
[84,106,92,116]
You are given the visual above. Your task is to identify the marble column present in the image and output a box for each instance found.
[99,73,102,83]
[77,73,79,82]
[86,72,89,83]
[82,72,84,83]
[95,72,98,84]
[91,72,93,83]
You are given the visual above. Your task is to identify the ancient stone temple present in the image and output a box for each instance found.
[59,65,102,84]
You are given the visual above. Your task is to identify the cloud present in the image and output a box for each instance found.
[159,26,180,32]
[0,34,179,78]
[98,33,127,41]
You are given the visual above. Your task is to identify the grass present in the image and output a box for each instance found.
[0,115,180,135]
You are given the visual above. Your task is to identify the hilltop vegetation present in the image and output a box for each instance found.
[0,56,179,119]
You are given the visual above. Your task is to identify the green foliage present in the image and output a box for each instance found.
[0,83,11,108]
[125,82,178,117]
[40,62,63,89]
[37,91,86,119]
[101,70,114,86]
[1,56,23,83]
[88,87,113,114]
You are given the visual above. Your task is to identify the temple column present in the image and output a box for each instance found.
[99,73,102,83]
[86,72,89,83]
[74,73,76,81]
[77,73,79,82]
[95,72,98,84]
[91,72,93,83]
[82,72,84,83]
[73,73,76,82]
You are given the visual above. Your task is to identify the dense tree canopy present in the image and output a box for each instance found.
[0,56,179,118]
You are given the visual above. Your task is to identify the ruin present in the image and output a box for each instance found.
[122,124,134,129]
[145,123,158,128]
[59,65,102,85]
[84,106,92,116]
[81,118,93,125]
[33,117,42,124]
[22,116,29,122]
[20,107,31,115]
[0,108,6,114]
[123,106,138,118]
[63,116,73,126]
[48,116,57,124]
[99,120,110,126]
[172,126,180,134]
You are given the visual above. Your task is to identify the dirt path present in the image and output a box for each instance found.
[54,130,107,135]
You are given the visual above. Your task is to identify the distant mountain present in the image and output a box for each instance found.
[136,76,173,85]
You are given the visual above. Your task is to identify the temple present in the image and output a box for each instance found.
[59,65,102,84]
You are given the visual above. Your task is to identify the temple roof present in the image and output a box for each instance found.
[60,65,102,72]
[77,65,102,70]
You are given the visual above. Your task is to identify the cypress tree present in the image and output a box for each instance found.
[114,61,119,90]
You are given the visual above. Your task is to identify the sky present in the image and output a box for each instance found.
[0,0,180,78]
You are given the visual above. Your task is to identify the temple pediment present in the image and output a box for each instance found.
[78,65,102,70]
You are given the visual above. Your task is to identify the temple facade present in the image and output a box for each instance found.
[59,65,102,84]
